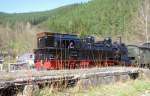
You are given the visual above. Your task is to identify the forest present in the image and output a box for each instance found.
[0,0,146,58]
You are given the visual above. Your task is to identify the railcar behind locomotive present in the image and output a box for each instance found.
[128,43,150,69]
[34,32,130,70]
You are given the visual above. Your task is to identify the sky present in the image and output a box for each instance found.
[0,0,90,13]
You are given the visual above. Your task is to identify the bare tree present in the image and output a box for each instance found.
[135,0,150,43]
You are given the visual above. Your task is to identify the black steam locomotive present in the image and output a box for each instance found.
[34,32,131,70]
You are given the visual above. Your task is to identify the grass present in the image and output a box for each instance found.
[37,80,150,96]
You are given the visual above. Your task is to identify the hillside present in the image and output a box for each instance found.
[0,4,80,26]
[0,0,141,35]
[0,0,144,58]
[42,0,141,37]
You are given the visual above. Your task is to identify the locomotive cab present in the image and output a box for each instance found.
[34,32,81,69]
[37,33,55,48]
[37,32,81,49]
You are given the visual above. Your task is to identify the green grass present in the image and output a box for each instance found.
[37,80,150,96]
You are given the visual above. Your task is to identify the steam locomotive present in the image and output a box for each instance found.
[34,32,131,70]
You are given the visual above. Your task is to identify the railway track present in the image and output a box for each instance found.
[0,67,144,96]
